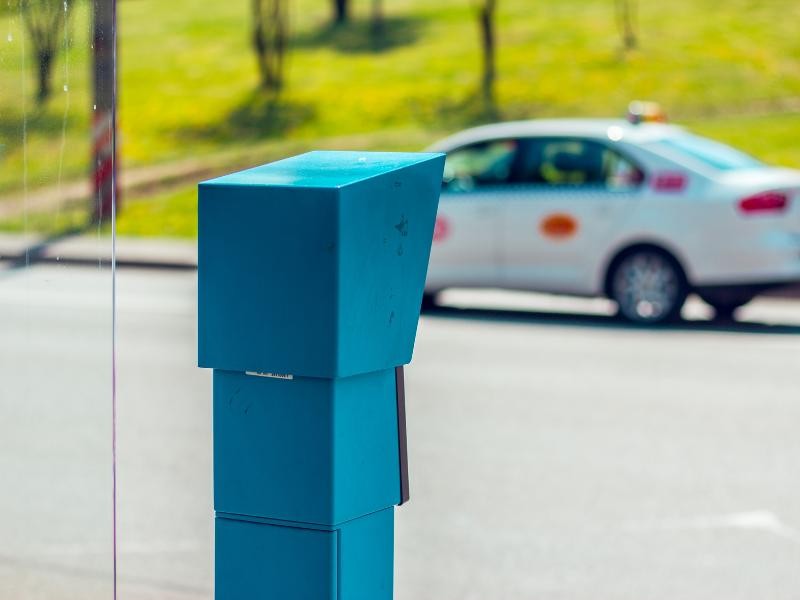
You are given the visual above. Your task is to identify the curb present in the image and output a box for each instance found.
[0,233,197,271]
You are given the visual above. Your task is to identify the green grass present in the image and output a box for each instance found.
[3,0,800,236]
[116,184,196,238]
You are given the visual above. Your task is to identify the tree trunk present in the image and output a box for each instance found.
[371,0,384,35]
[478,0,497,105]
[271,0,287,89]
[333,0,348,24]
[36,49,53,104]
[616,0,637,51]
[252,0,268,87]
[252,0,287,91]
[22,1,72,106]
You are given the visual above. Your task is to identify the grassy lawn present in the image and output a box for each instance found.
[2,0,800,235]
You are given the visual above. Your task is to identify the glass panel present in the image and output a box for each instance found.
[0,0,114,597]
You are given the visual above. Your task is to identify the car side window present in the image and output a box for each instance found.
[518,138,643,191]
[443,139,519,192]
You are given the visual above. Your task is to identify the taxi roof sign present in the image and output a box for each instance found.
[627,100,667,125]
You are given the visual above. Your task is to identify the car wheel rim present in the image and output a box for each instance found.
[613,253,680,322]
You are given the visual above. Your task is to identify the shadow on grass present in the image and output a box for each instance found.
[0,108,75,154]
[292,15,425,54]
[416,87,503,131]
[172,92,316,145]
[422,303,800,336]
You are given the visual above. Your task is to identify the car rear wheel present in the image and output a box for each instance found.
[609,249,687,324]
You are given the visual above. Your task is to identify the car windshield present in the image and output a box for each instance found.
[652,133,763,171]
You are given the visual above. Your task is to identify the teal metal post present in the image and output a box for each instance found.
[198,151,444,599]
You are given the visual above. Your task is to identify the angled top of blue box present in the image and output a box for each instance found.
[198,151,445,379]
[204,151,440,190]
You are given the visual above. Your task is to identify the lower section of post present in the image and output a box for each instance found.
[215,508,394,600]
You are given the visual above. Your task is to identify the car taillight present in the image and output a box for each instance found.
[737,191,789,215]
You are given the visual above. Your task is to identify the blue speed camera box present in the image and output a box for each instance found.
[197,151,445,379]
[200,151,443,599]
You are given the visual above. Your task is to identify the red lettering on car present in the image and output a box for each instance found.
[652,172,687,192]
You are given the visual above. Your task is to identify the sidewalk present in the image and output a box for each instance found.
[0,160,222,221]
[0,232,197,270]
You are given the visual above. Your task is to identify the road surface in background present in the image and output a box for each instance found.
[1,265,800,599]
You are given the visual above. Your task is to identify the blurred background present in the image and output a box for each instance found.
[2,0,800,599]
[4,0,800,235]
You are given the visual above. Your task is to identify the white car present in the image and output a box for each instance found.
[423,118,800,323]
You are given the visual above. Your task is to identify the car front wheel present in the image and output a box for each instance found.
[421,292,439,311]
[609,249,687,324]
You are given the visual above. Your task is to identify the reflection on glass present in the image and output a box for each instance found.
[0,0,114,598]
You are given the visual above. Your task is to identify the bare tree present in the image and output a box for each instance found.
[332,0,349,25]
[371,0,383,34]
[477,0,497,105]
[21,0,72,104]
[252,0,288,91]
[615,0,637,51]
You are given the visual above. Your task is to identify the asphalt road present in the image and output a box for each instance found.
[1,264,800,600]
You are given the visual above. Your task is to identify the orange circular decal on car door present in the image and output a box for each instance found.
[540,213,578,240]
